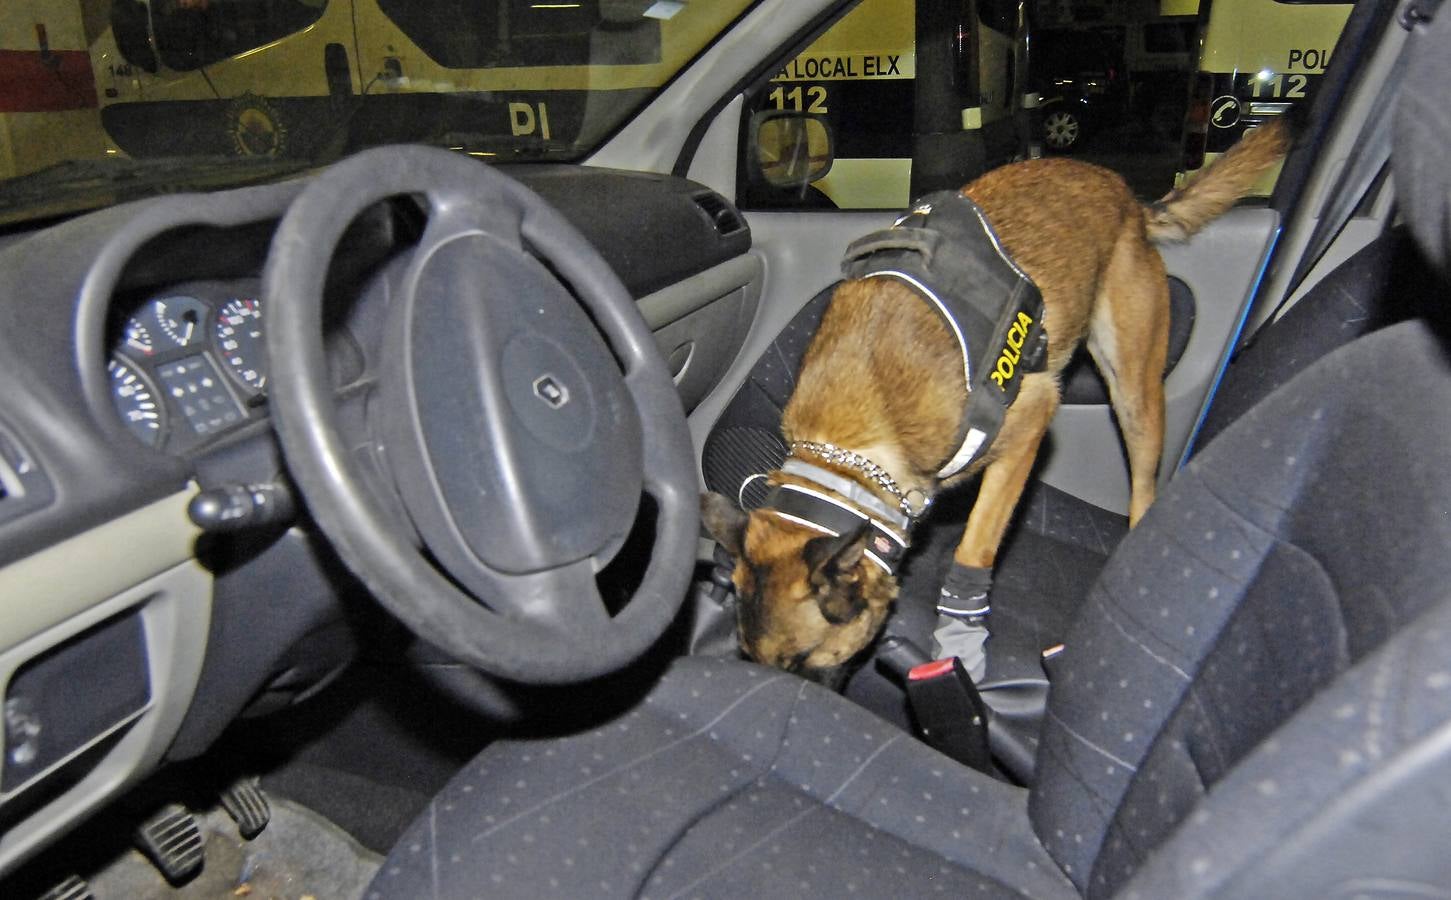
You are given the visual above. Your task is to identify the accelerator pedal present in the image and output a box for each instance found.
[220,777,271,839]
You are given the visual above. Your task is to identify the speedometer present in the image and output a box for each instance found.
[108,357,165,447]
[214,297,266,392]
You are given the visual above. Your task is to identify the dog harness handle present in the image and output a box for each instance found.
[840,228,941,269]
[842,191,1050,479]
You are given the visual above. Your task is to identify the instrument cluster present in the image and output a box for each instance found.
[108,280,267,451]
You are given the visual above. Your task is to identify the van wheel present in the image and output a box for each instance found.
[1043,109,1083,153]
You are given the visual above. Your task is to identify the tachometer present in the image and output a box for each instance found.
[108,357,166,447]
[214,297,266,392]
[153,295,210,349]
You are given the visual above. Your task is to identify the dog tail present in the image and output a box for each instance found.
[1144,120,1291,242]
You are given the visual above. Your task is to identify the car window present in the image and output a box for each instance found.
[736,0,1030,212]
[0,0,758,223]
[1179,0,1353,194]
[1034,28,1120,78]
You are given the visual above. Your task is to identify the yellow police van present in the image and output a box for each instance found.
[737,0,1033,210]
[89,0,756,164]
[0,3,110,178]
[1178,0,1354,193]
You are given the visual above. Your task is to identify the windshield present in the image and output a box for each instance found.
[0,0,758,222]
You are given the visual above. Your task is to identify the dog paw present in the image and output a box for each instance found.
[936,563,993,622]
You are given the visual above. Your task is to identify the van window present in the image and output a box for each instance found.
[979,0,1018,36]
[154,0,327,72]
[1142,21,1195,53]
[376,0,661,69]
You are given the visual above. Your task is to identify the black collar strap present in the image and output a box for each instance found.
[761,482,908,574]
[781,458,911,529]
[841,191,1049,479]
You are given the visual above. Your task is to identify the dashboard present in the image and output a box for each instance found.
[106,280,373,455]
[109,282,268,451]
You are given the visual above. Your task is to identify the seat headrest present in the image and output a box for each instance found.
[1393,7,1451,270]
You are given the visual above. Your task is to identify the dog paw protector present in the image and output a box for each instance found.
[934,563,994,681]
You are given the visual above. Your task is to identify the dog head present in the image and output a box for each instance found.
[702,491,898,682]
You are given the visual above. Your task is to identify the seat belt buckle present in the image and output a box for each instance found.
[905,656,992,772]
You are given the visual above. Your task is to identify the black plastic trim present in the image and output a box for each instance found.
[509,166,751,298]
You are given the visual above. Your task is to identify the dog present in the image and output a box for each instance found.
[702,122,1290,681]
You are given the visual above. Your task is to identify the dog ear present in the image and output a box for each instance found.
[701,492,748,558]
[803,525,869,623]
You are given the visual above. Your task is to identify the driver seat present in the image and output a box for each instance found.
[366,310,1451,898]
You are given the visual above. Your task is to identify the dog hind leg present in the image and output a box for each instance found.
[1086,226,1170,528]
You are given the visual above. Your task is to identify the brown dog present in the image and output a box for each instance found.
[702,122,1289,679]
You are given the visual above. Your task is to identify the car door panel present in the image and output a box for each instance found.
[1040,209,1280,513]
[638,255,763,412]
[684,209,899,450]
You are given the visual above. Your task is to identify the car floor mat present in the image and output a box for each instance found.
[84,797,380,900]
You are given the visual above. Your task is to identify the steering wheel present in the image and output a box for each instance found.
[263,145,698,684]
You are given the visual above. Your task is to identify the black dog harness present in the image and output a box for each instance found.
[841,190,1049,478]
[750,192,1049,575]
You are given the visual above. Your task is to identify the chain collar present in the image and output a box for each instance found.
[789,440,932,519]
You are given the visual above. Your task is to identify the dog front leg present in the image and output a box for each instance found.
[936,377,1059,679]
[952,377,1059,570]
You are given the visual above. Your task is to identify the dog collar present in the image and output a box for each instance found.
[785,445,929,524]
[760,482,908,574]
[841,191,1049,479]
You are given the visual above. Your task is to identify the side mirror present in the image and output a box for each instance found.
[750,112,833,189]
[109,0,159,74]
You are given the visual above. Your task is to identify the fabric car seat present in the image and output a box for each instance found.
[365,309,1451,900]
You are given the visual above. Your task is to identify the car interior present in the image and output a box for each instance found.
[1,0,1449,897]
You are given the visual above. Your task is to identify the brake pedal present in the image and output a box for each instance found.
[221,777,271,839]
[134,803,204,885]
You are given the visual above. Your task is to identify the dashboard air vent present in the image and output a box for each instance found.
[692,191,746,236]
